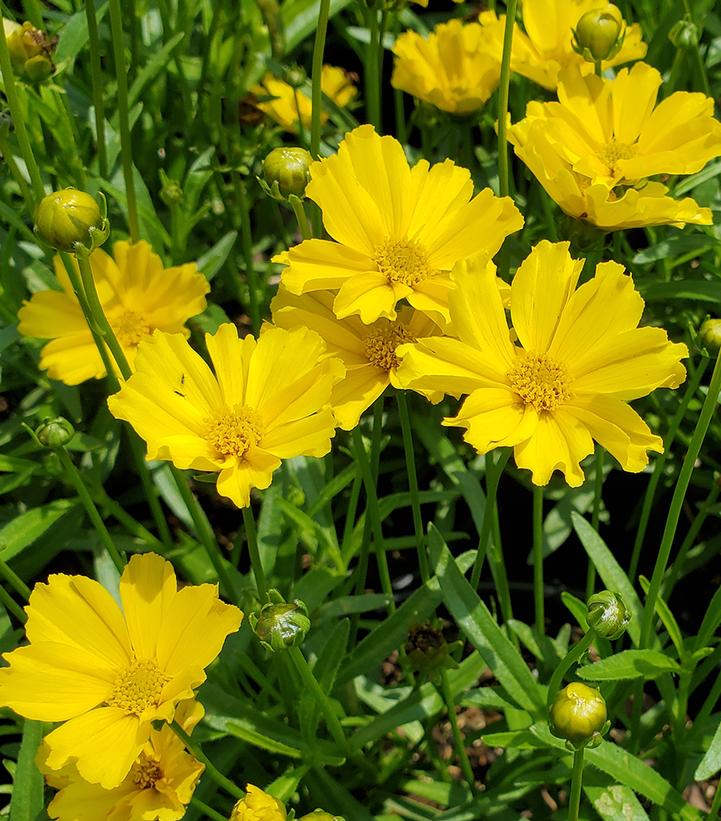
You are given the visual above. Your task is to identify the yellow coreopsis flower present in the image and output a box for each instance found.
[108,324,344,507]
[508,63,721,230]
[391,20,501,114]
[252,66,357,133]
[270,288,442,430]
[231,785,287,821]
[275,125,523,326]
[17,240,210,385]
[478,0,646,90]
[0,553,242,789]
[396,241,688,487]
[41,701,205,821]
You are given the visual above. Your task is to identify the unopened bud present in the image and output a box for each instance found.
[261,147,313,200]
[550,682,608,749]
[700,318,721,352]
[35,189,108,252]
[298,812,345,821]
[159,170,183,206]
[669,17,699,49]
[36,417,75,448]
[3,19,55,81]
[231,785,286,821]
[572,5,625,63]
[283,64,306,89]
[250,592,310,652]
[586,590,630,640]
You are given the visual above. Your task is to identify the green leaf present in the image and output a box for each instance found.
[577,649,681,681]
[282,0,354,52]
[9,719,44,821]
[695,718,721,780]
[638,280,721,304]
[696,582,721,650]
[0,499,77,561]
[572,513,642,645]
[428,525,544,714]
[585,783,650,820]
[638,576,684,659]
[300,618,349,737]
[196,231,238,280]
[127,32,185,110]
[55,1,108,66]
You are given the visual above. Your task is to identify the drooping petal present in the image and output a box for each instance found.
[333,273,401,323]
[330,365,389,430]
[216,449,281,508]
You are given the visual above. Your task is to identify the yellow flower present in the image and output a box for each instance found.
[17,240,209,385]
[275,125,523,326]
[270,288,442,430]
[107,324,344,507]
[41,701,205,821]
[252,66,356,133]
[0,553,242,789]
[391,20,501,114]
[231,784,287,821]
[397,241,687,487]
[508,64,720,230]
[478,0,646,90]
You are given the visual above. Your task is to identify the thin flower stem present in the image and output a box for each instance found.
[0,126,35,214]
[594,59,602,77]
[496,0,518,198]
[54,447,126,573]
[107,0,140,242]
[365,5,382,130]
[288,645,349,753]
[568,747,585,821]
[0,557,31,601]
[189,797,229,821]
[0,583,26,623]
[585,448,605,598]
[396,391,428,583]
[546,629,596,707]
[709,783,721,819]
[470,449,510,589]
[170,721,245,800]
[310,0,331,159]
[532,484,545,631]
[126,432,174,548]
[290,196,312,241]
[629,357,708,580]
[439,669,476,792]
[233,174,260,333]
[241,505,267,600]
[0,24,44,203]
[93,485,165,551]
[85,0,108,178]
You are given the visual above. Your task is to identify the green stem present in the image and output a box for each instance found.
[290,196,312,241]
[0,125,34,214]
[241,505,266,600]
[233,174,260,333]
[93,485,165,551]
[365,6,382,130]
[496,0,518,198]
[0,584,26,624]
[288,645,349,753]
[470,449,509,589]
[170,721,244,799]
[439,669,475,792]
[568,747,585,821]
[585,448,604,598]
[54,447,125,573]
[107,0,140,242]
[709,782,721,818]
[309,0,331,158]
[594,59,603,77]
[0,557,31,601]
[396,391,428,583]
[0,23,44,203]
[547,629,596,707]
[533,484,545,631]
[126,432,174,548]
[189,797,228,821]
[85,0,108,178]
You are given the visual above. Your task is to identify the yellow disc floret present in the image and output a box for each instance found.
[206,406,263,459]
[113,310,152,348]
[375,238,432,287]
[364,323,415,371]
[131,753,163,789]
[507,353,571,412]
[107,659,168,716]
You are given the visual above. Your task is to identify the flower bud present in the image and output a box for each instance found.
[35,189,107,252]
[262,147,313,200]
[405,622,460,680]
[231,785,286,821]
[572,5,625,63]
[3,19,55,81]
[586,590,630,640]
[669,17,699,49]
[159,170,183,206]
[250,593,310,652]
[700,319,721,352]
[283,64,307,89]
[298,812,345,821]
[549,682,607,749]
[36,417,75,448]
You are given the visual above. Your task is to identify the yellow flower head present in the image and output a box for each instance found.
[42,701,206,821]
[107,324,344,507]
[274,125,523,327]
[252,66,357,133]
[478,0,646,90]
[271,288,442,430]
[397,241,688,487]
[391,20,501,115]
[0,553,242,789]
[17,240,210,385]
[231,785,287,821]
[508,63,721,230]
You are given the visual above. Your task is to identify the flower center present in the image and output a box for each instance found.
[205,406,263,459]
[131,753,163,790]
[507,353,570,413]
[107,659,168,716]
[375,238,431,286]
[113,310,151,347]
[363,322,416,371]
[599,138,637,172]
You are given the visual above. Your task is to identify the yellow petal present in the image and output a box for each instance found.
[216,449,281,508]
[330,364,389,430]
[261,409,338,457]
[279,238,374,295]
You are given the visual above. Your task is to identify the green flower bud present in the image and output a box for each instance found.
[3,19,55,81]
[250,592,310,652]
[298,812,345,821]
[549,682,607,749]
[572,4,625,63]
[261,147,313,200]
[700,319,721,352]
[159,169,183,206]
[669,17,699,49]
[35,189,108,252]
[36,416,75,448]
[283,64,307,89]
[586,590,630,640]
